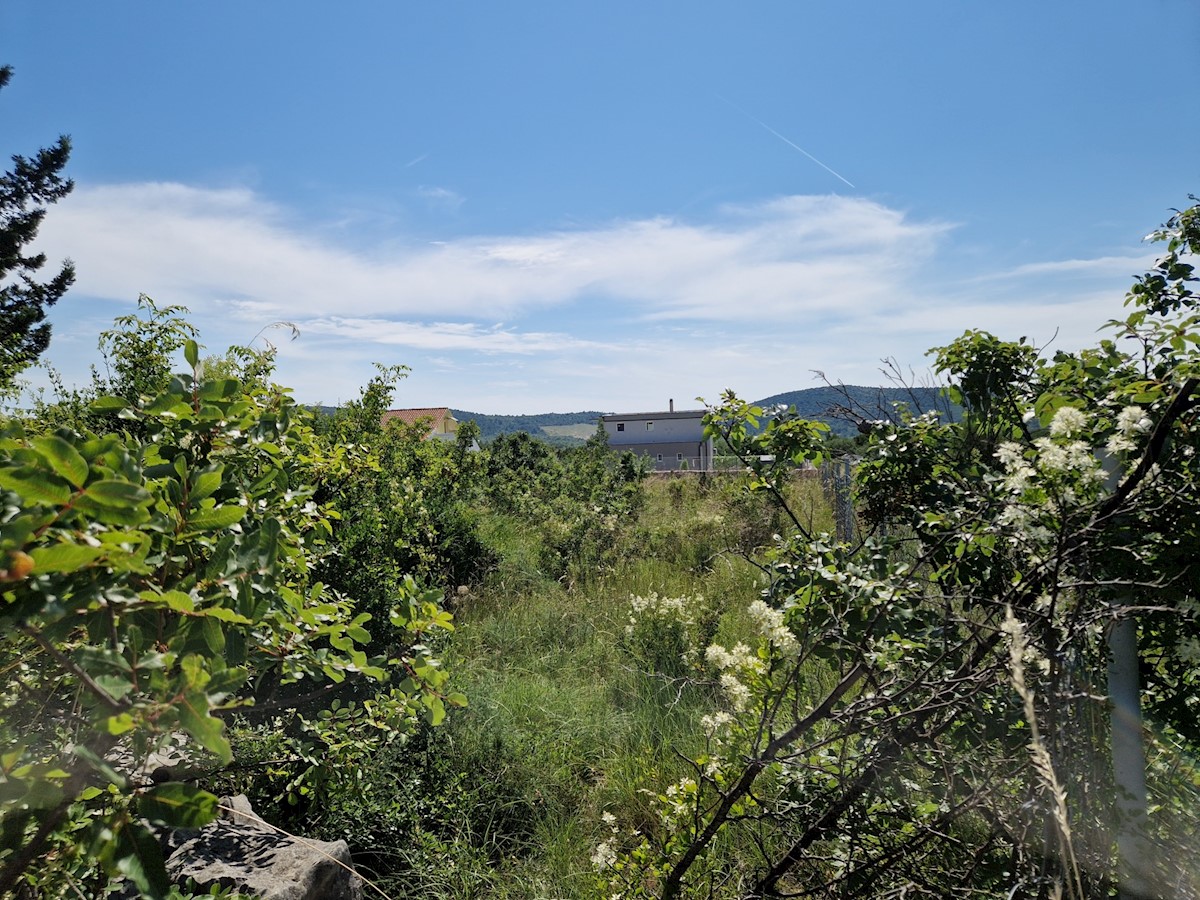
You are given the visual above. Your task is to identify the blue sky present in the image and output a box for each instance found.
[3,1,1198,414]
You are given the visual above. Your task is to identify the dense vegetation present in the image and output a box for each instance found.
[1,198,1199,899]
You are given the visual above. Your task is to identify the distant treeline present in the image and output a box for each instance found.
[452,386,957,444]
[451,410,608,446]
[311,387,956,446]
[755,385,959,437]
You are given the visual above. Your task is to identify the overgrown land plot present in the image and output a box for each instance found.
[3,200,1200,899]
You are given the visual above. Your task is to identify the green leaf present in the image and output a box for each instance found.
[198,605,252,625]
[190,467,223,503]
[199,616,225,654]
[198,378,240,401]
[72,494,152,526]
[89,395,130,412]
[425,696,447,726]
[30,542,105,573]
[152,590,195,613]
[113,820,170,899]
[184,339,200,369]
[177,689,232,764]
[0,468,72,506]
[104,712,136,735]
[139,782,219,828]
[84,480,152,508]
[187,505,245,531]
[31,436,89,488]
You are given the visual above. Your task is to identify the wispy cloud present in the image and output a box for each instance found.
[973,254,1155,282]
[303,317,613,353]
[38,183,948,323]
[30,181,1144,412]
[416,185,464,212]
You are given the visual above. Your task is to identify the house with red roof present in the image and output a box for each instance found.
[381,407,459,441]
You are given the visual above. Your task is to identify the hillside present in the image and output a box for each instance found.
[755,384,958,436]
[452,386,957,443]
[451,409,607,446]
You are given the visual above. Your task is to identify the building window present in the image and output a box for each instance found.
[677,453,683,461]
[616,423,625,432]
[646,421,654,432]
[656,454,663,462]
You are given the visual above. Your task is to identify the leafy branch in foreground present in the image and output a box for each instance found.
[598,199,1200,898]
[0,317,458,897]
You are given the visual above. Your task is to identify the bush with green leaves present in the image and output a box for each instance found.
[599,199,1200,899]
[622,592,719,679]
[482,427,647,585]
[310,366,492,636]
[0,326,459,897]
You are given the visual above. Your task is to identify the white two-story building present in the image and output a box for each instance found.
[600,401,713,472]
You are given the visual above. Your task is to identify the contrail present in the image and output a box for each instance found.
[717,95,856,189]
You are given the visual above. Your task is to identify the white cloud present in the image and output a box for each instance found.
[974,253,1155,281]
[37,183,948,323]
[416,185,464,212]
[28,181,1148,413]
[302,317,613,353]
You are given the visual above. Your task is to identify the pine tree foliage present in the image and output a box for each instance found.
[0,65,75,390]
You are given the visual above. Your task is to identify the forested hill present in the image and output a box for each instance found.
[451,410,608,446]
[755,385,958,436]
[453,386,956,444]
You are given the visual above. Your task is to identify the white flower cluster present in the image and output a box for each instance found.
[1047,405,1087,437]
[704,641,760,671]
[746,599,799,653]
[996,407,1105,496]
[661,777,700,828]
[705,641,762,711]
[1106,405,1153,455]
[992,407,1122,554]
[626,591,705,664]
[590,810,619,870]
[699,710,733,736]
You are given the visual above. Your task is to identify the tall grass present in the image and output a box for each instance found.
[361,473,832,898]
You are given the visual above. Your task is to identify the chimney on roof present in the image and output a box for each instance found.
[669,398,674,412]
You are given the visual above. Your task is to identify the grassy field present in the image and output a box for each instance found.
[539,423,600,440]
[369,473,833,898]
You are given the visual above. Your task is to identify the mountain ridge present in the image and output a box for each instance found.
[453,385,956,443]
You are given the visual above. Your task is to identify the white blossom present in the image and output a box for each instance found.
[747,599,798,653]
[1106,434,1136,455]
[700,710,733,736]
[720,672,752,710]
[591,840,616,870]
[1116,405,1153,436]
[1048,406,1087,437]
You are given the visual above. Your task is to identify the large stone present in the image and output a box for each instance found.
[164,794,363,900]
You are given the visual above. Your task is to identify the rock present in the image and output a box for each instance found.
[164,794,363,900]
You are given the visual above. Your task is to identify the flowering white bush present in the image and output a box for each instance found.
[591,810,620,871]
[1107,405,1153,454]
[705,637,766,713]
[623,591,713,676]
[746,598,799,653]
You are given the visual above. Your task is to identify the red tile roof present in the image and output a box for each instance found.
[381,407,454,428]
